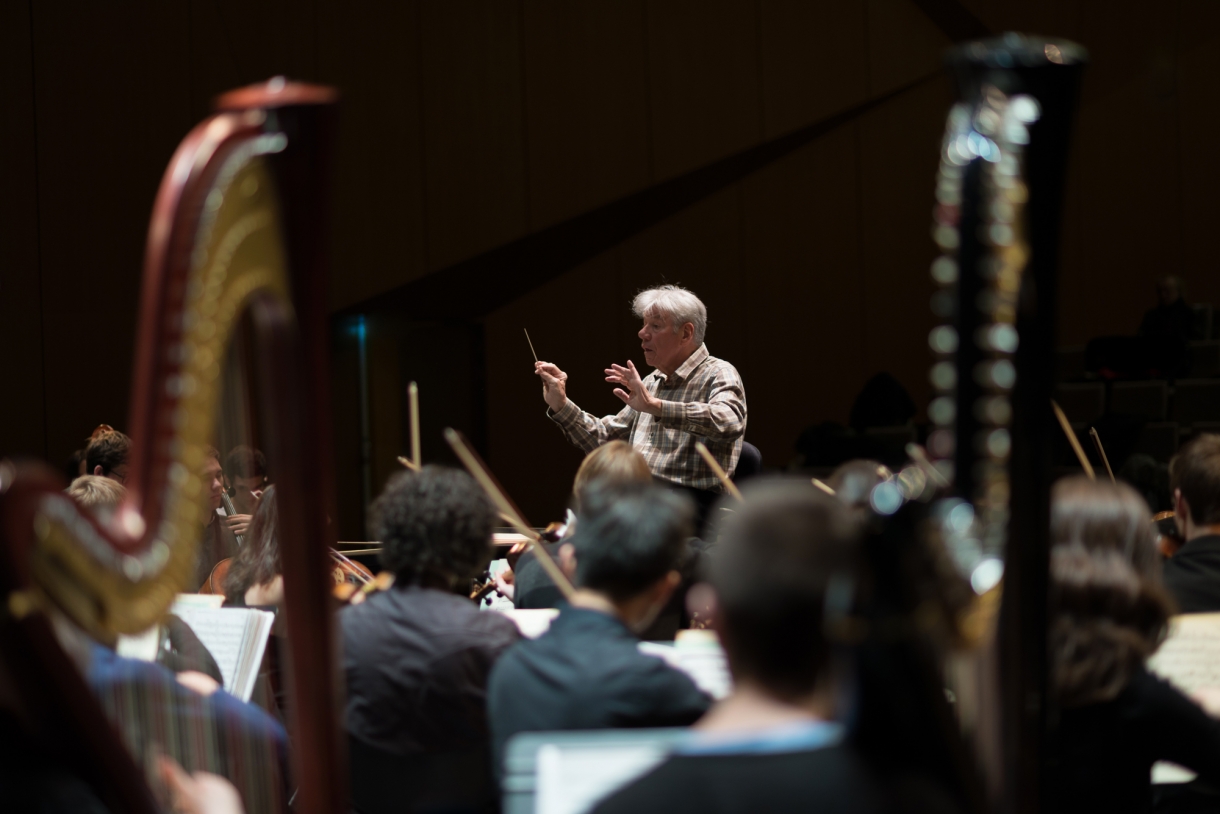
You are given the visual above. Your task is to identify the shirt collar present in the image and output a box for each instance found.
[664,343,709,384]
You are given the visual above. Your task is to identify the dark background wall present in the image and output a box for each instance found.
[4,1,1219,536]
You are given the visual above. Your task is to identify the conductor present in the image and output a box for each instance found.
[535,285,747,521]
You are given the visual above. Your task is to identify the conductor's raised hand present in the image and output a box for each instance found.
[606,361,661,415]
[535,361,569,411]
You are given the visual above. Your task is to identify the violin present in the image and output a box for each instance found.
[202,549,375,599]
[1154,510,1185,558]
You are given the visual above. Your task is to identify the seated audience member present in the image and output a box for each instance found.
[1163,434,1220,612]
[67,475,224,685]
[509,440,652,610]
[593,480,894,814]
[341,466,519,814]
[196,447,240,591]
[487,482,712,775]
[85,427,132,484]
[1044,478,1220,813]
[223,486,283,608]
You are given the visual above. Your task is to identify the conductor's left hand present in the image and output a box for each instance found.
[606,361,661,416]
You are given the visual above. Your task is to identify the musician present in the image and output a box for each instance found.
[535,285,747,527]
[487,481,712,777]
[507,440,652,610]
[84,427,131,483]
[594,480,891,814]
[1045,523,1220,812]
[1163,433,1220,612]
[224,444,268,516]
[195,447,240,590]
[341,466,519,813]
[223,486,283,607]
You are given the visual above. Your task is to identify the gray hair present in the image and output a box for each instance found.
[631,285,707,345]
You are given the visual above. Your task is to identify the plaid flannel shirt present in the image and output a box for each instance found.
[548,344,747,492]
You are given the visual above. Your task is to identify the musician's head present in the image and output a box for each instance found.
[201,446,224,514]
[85,429,131,484]
[224,445,268,514]
[224,486,280,602]
[371,466,497,588]
[632,285,707,375]
[1156,274,1183,306]
[571,481,693,631]
[67,474,126,519]
[1049,545,1172,707]
[1051,476,1159,580]
[572,441,652,511]
[701,478,859,705]
[1170,433,1220,540]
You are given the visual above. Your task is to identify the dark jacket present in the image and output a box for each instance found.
[1046,667,1220,814]
[1163,535,1220,614]
[487,606,712,775]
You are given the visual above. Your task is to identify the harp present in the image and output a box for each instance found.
[0,80,343,813]
[925,35,1087,813]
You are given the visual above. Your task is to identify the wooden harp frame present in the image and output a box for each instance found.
[0,80,344,814]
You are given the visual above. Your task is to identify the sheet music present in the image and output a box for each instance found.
[497,608,559,639]
[1147,613,1220,784]
[174,607,273,701]
[639,633,733,700]
[536,742,672,814]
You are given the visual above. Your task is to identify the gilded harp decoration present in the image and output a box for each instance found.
[28,151,289,640]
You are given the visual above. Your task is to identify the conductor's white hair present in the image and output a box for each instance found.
[631,285,707,345]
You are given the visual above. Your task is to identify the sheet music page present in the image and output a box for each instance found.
[639,632,733,700]
[174,607,259,696]
[536,742,673,814]
[231,611,274,703]
[1147,613,1220,784]
[497,608,559,639]
[116,625,161,662]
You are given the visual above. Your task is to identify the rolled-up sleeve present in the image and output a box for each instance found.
[655,368,747,441]
[548,399,634,453]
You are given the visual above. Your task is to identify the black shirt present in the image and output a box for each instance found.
[593,739,888,814]
[513,543,565,610]
[486,606,712,773]
[341,584,519,756]
[1163,535,1220,613]
[1046,667,1220,814]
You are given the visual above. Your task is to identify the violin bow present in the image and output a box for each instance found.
[905,443,951,490]
[1088,427,1117,484]
[444,428,576,601]
[408,382,422,469]
[811,478,836,496]
[1051,400,1096,481]
[694,441,744,502]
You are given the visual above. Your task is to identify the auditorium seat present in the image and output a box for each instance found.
[1056,346,1087,382]
[1188,341,1220,379]
[1172,380,1220,425]
[1055,383,1104,423]
[1110,381,1168,421]
[1130,422,1179,463]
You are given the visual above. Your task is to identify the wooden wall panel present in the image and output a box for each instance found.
[0,0,46,460]
[759,0,869,138]
[865,0,949,95]
[857,78,952,418]
[30,1,193,468]
[740,126,865,466]
[318,0,426,311]
[522,0,652,230]
[419,0,527,270]
[645,0,763,180]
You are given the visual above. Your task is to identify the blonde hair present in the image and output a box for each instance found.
[573,441,652,508]
[67,475,126,513]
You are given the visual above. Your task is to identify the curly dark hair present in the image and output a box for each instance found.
[223,486,280,603]
[369,466,496,586]
[1049,545,1173,708]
